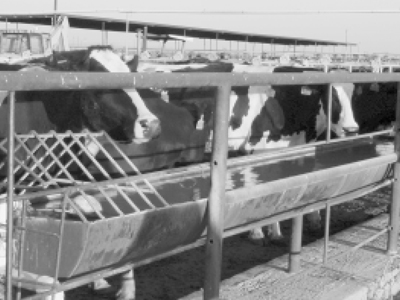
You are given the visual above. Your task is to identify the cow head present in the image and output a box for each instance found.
[272,66,359,142]
[47,47,162,144]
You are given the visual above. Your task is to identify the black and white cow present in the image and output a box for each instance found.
[0,46,161,146]
[352,82,397,134]
[134,61,359,245]
[0,47,193,300]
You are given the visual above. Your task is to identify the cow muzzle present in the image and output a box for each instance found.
[343,126,359,137]
[134,118,161,143]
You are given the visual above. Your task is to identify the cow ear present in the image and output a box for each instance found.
[127,55,139,72]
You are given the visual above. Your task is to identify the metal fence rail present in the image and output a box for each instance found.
[1,71,400,300]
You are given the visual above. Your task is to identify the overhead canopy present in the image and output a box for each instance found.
[0,13,356,47]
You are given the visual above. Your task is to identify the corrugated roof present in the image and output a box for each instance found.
[0,13,356,46]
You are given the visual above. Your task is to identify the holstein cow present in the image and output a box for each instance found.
[0,46,187,300]
[352,82,397,134]
[134,61,359,245]
[253,66,359,244]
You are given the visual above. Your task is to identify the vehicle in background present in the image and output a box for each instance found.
[0,16,69,64]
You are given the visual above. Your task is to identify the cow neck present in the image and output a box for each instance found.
[88,49,153,118]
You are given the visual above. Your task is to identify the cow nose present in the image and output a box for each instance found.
[343,127,359,137]
[142,118,161,139]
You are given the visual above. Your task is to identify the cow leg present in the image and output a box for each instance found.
[304,211,322,236]
[248,222,285,246]
[266,222,285,244]
[91,278,113,293]
[247,227,266,246]
[116,270,136,300]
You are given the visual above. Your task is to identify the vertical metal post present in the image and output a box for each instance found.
[323,204,331,263]
[289,215,303,273]
[215,33,218,52]
[136,30,141,56]
[387,82,400,254]
[142,26,148,52]
[325,84,332,142]
[101,22,107,46]
[6,91,16,300]
[124,14,129,58]
[52,0,58,27]
[203,85,231,300]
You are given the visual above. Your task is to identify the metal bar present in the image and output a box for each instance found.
[348,227,389,252]
[289,215,303,273]
[96,186,124,216]
[6,91,15,300]
[136,29,141,56]
[52,192,67,293]
[326,84,333,142]
[2,72,400,91]
[203,84,231,300]
[16,196,27,300]
[125,13,129,58]
[323,204,331,263]
[142,26,148,52]
[387,81,400,254]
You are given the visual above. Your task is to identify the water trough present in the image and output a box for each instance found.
[15,137,395,279]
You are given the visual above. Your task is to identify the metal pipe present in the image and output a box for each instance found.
[203,85,231,300]
[142,26,148,52]
[387,81,400,254]
[289,215,303,273]
[125,14,129,58]
[326,84,333,142]
[3,72,400,91]
[323,204,331,263]
[6,91,16,300]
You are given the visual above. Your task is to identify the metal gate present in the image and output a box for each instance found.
[1,71,400,300]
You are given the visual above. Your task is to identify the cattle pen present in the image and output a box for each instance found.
[1,70,400,300]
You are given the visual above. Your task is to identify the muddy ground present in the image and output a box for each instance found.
[0,140,396,300]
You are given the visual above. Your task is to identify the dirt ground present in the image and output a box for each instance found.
[0,140,396,300]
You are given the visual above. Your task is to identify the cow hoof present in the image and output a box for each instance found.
[268,235,288,247]
[116,287,135,300]
[90,278,117,295]
[247,229,268,246]
[305,223,323,237]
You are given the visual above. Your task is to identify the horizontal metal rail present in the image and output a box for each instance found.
[1,71,400,91]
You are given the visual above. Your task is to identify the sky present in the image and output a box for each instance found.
[2,0,400,54]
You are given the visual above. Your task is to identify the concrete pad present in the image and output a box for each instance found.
[182,214,400,300]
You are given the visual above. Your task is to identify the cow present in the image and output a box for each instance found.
[0,46,184,300]
[249,66,359,244]
[0,46,161,146]
[132,60,359,246]
[352,82,397,134]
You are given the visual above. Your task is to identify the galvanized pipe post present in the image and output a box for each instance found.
[203,85,231,300]
[125,13,130,59]
[6,92,16,300]
[289,215,303,273]
[387,82,400,254]
[323,204,331,263]
[325,84,333,142]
